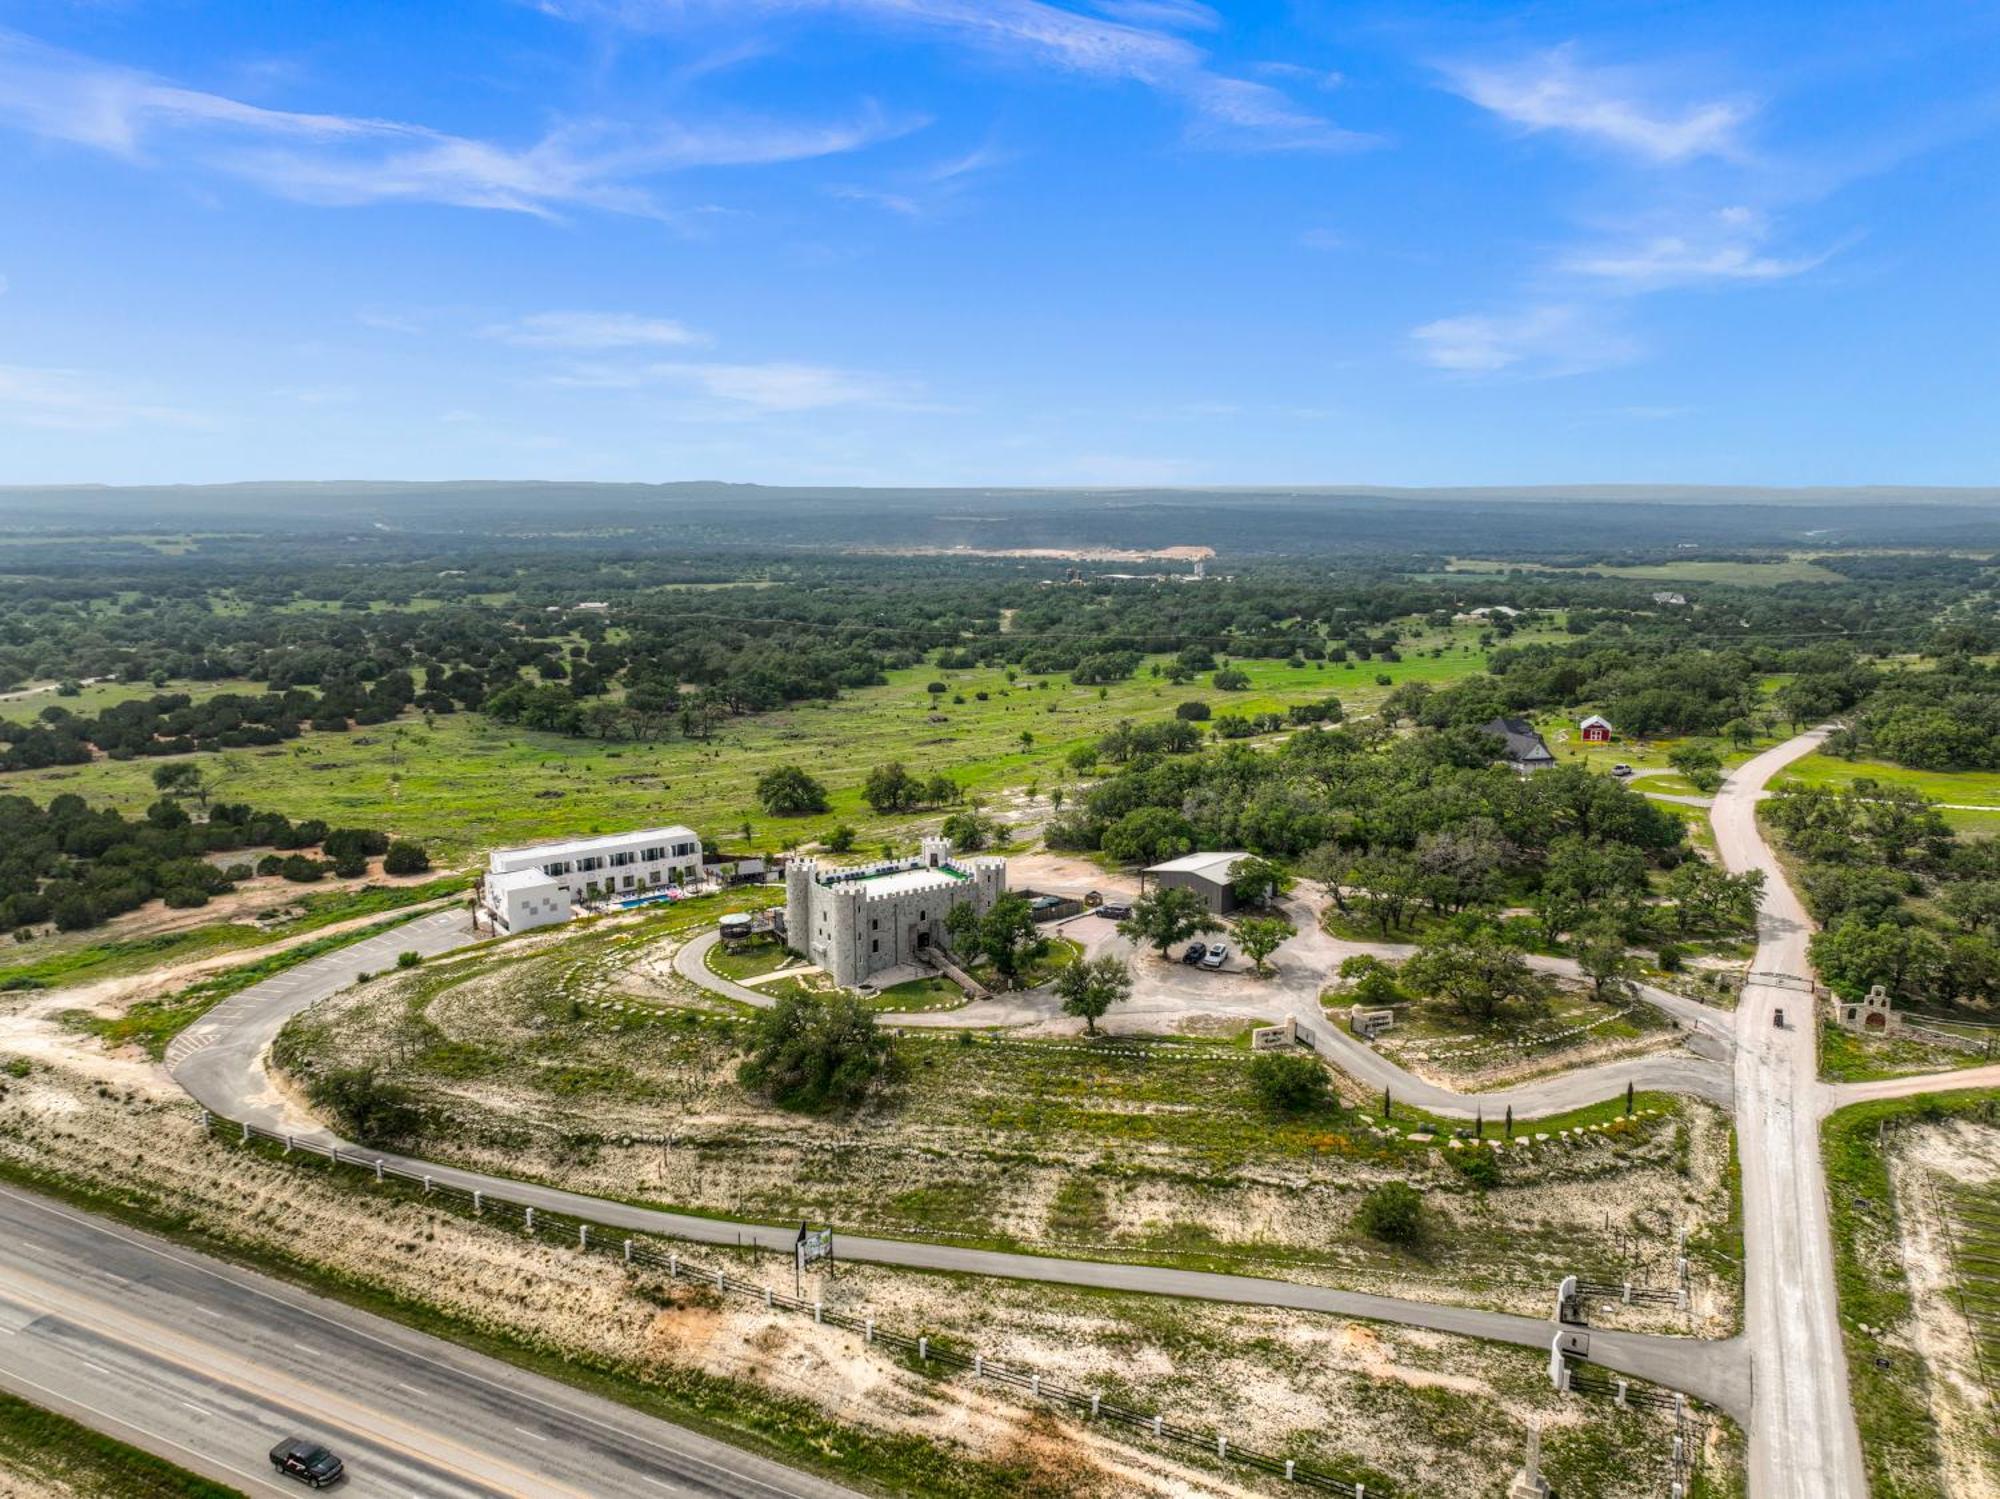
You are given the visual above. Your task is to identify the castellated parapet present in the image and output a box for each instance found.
[786,836,1006,987]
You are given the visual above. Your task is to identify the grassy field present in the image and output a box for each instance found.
[1819,1022,1999,1084]
[0,625,1544,864]
[0,1387,244,1497]
[1773,753,2000,808]
[0,673,265,716]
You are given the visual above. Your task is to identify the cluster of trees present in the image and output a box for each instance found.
[861,762,961,815]
[1055,726,1690,920]
[1383,641,1879,741]
[1835,658,2000,771]
[0,790,427,936]
[1767,780,2000,1012]
[737,990,902,1112]
[944,894,1047,988]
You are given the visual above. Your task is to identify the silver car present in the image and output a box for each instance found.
[1199,942,1229,970]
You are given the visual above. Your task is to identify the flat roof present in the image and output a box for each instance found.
[487,867,558,894]
[491,825,698,867]
[847,867,968,898]
[1146,851,1246,883]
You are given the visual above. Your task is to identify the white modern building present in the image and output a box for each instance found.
[478,824,703,934]
[785,836,1006,987]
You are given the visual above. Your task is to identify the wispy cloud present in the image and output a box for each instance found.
[827,140,1011,217]
[1087,0,1219,32]
[1560,207,1835,288]
[0,29,912,218]
[554,0,1374,151]
[827,183,924,216]
[546,358,921,411]
[486,311,710,349]
[1441,45,1751,164]
[1410,304,1636,376]
[0,364,208,430]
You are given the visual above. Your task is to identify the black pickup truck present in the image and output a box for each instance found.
[270,1438,345,1488]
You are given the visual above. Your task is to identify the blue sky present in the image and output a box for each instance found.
[0,1,1995,487]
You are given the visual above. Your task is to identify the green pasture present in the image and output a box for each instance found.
[0,629,1526,863]
[0,675,265,717]
[1773,753,2000,809]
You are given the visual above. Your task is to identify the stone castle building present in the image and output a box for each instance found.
[786,836,1006,988]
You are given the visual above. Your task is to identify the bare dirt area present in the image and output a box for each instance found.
[1005,851,1137,901]
[275,909,1741,1333]
[0,1055,1727,1499]
[1886,1120,2000,1498]
[0,1468,70,1499]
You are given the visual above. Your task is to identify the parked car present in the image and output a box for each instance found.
[1200,943,1230,970]
[1096,902,1130,919]
[1182,942,1208,966]
[1773,1007,1786,1029]
[1611,763,1634,777]
[270,1438,344,1489]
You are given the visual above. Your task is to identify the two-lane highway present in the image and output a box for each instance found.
[0,1183,857,1499]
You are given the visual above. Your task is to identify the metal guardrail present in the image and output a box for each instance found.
[205,1112,1377,1496]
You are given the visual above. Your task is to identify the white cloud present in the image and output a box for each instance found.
[556,0,1373,151]
[0,364,207,430]
[356,309,425,334]
[547,358,918,411]
[1561,209,1833,287]
[1563,236,1826,287]
[1442,45,1751,164]
[0,29,912,217]
[486,311,710,349]
[1088,0,1219,31]
[1254,60,1344,90]
[661,361,908,410]
[827,182,925,216]
[1410,304,1636,376]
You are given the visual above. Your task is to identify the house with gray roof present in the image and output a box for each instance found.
[1479,717,1557,773]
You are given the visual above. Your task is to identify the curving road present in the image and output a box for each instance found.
[172,910,1750,1415]
[0,1182,858,1498]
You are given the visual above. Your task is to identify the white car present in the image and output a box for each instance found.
[1199,942,1229,970]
